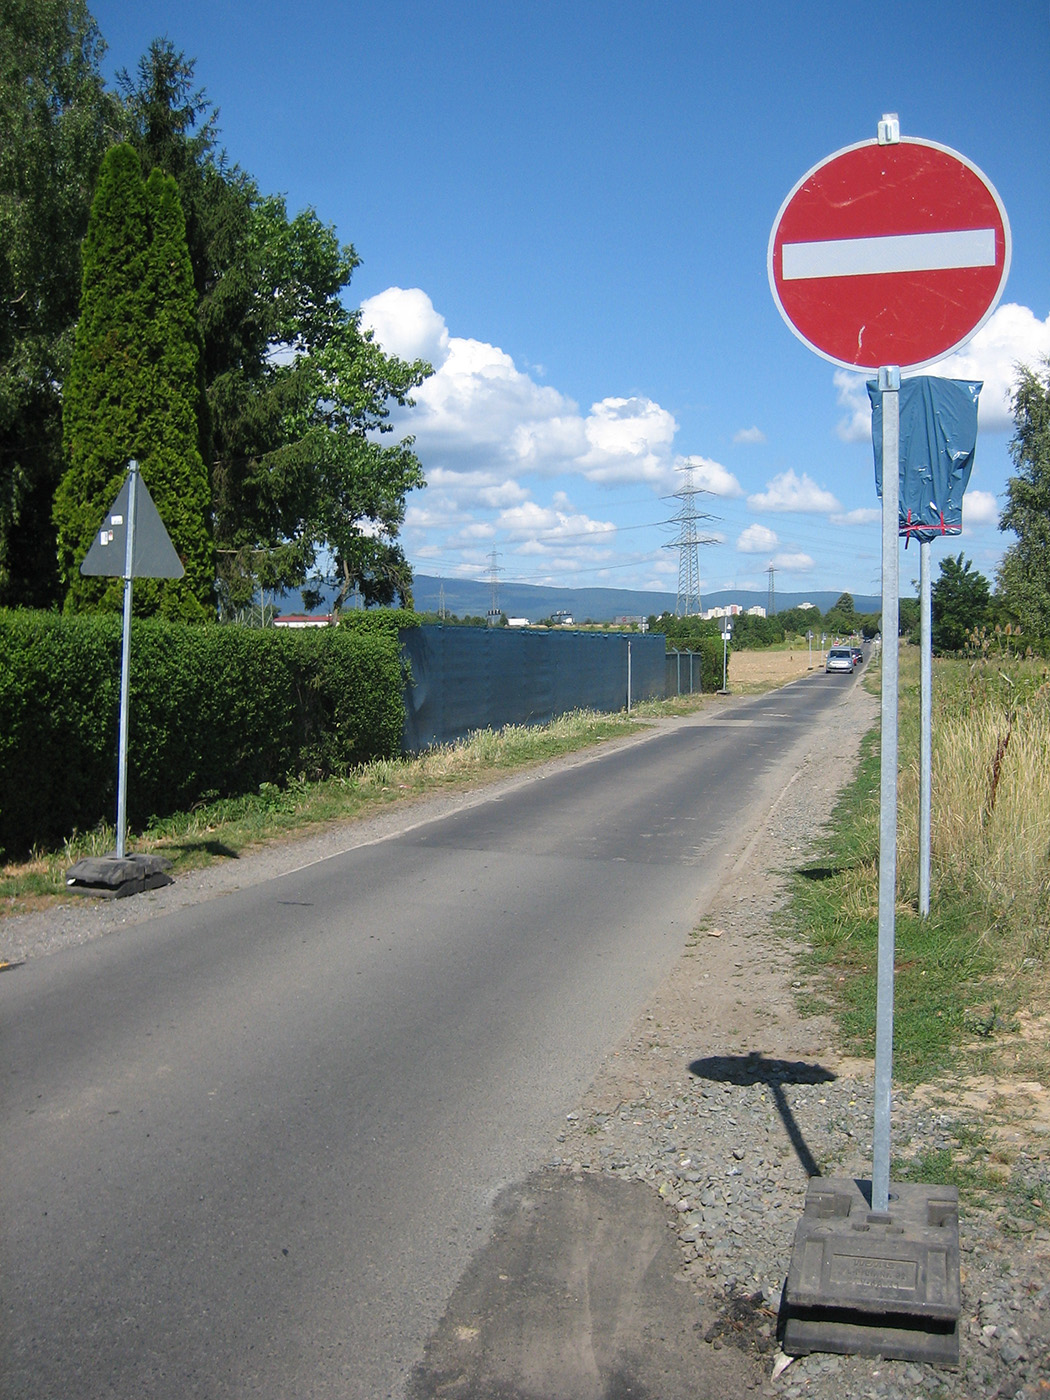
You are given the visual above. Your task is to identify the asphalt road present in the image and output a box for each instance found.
[2,670,860,1398]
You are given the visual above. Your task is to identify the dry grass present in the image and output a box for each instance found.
[896,648,1050,969]
[728,645,828,691]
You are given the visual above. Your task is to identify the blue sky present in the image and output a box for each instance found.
[89,0,1049,604]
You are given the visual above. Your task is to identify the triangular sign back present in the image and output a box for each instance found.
[80,467,185,579]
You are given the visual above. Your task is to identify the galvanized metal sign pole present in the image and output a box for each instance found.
[114,465,139,860]
[873,364,900,1214]
[919,540,933,918]
[72,459,185,893]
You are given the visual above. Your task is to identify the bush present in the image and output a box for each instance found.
[0,612,405,856]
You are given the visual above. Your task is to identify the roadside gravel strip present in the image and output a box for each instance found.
[543,683,1050,1400]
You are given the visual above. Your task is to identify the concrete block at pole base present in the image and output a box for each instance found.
[65,853,173,899]
[780,1177,960,1366]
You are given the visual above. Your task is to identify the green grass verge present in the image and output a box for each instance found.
[788,729,1001,1082]
[1,698,705,913]
[782,670,1047,1214]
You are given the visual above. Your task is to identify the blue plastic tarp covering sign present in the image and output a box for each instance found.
[867,376,982,544]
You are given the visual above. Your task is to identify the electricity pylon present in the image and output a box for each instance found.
[664,463,719,617]
[486,547,503,625]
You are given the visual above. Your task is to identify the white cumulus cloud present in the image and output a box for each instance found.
[675,454,744,498]
[834,303,1050,443]
[926,304,1050,431]
[424,468,531,510]
[733,426,767,445]
[580,397,679,485]
[830,507,881,527]
[496,500,616,546]
[362,289,685,490]
[737,523,779,553]
[748,469,840,514]
[360,286,451,367]
[962,489,1001,528]
[771,552,815,573]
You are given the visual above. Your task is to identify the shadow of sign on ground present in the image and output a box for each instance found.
[688,1052,838,1181]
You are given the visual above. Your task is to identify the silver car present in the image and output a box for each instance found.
[825,646,855,674]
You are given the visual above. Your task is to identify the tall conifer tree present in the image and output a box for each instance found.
[0,0,116,608]
[54,141,212,616]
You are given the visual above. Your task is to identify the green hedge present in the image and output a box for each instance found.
[0,612,405,857]
[667,635,725,692]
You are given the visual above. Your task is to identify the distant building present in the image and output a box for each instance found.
[746,605,766,617]
[506,617,530,628]
[797,601,817,611]
[702,603,743,620]
[551,610,574,626]
[274,613,334,628]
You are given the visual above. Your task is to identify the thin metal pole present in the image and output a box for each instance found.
[115,461,138,861]
[627,640,632,713]
[873,368,900,1213]
[919,540,932,918]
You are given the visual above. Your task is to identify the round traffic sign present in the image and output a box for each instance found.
[768,137,1010,372]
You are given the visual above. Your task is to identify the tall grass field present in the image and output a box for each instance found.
[793,644,1050,1083]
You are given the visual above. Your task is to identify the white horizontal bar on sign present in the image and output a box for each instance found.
[781,228,997,280]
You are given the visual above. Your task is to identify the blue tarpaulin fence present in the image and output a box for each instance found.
[399,625,665,752]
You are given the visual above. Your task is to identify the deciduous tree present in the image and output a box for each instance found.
[117,45,430,617]
[997,359,1050,639]
[931,553,990,654]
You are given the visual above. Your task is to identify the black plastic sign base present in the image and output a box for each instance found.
[781,1177,960,1366]
[65,853,173,899]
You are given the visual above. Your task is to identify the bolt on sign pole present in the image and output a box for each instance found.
[919,540,933,918]
[873,365,900,1214]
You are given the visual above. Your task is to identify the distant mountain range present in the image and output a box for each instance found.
[283,574,883,623]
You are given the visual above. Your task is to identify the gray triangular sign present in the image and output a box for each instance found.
[81,464,185,579]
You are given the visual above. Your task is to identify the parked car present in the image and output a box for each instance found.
[826,646,855,674]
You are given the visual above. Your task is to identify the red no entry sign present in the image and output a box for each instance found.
[768,137,1010,371]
